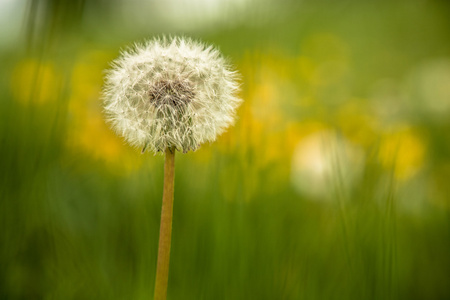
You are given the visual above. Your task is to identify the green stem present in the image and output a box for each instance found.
[154,147,175,300]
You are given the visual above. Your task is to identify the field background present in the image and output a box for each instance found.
[1,0,450,299]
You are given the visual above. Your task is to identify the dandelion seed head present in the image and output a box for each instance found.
[103,36,241,154]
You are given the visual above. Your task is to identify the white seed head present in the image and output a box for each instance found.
[102,36,241,154]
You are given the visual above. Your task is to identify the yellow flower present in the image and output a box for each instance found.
[67,50,143,174]
[378,127,426,181]
[11,59,59,105]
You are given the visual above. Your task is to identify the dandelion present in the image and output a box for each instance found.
[102,36,241,300]
[103,36,240,154]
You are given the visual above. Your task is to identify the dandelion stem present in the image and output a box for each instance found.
[154,147,175,300]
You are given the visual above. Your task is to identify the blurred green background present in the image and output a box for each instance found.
[1,0,450,299]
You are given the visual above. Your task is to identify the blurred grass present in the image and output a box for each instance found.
[1,0,450,299]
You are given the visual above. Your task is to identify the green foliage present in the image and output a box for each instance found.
[1,1,450,299]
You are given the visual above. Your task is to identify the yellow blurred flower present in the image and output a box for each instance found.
[11,59,59,105]
[296,55,316,84]
[67,50,143,174]
[378,127,427,181]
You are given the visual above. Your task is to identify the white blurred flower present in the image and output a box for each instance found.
[291,131,365,201]
[103,36,241,153]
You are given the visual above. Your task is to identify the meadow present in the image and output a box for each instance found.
[1,0,450,299]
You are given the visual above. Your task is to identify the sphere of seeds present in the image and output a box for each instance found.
[102,36,241,153]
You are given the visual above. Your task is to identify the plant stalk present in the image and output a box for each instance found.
[154,147,175,300]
